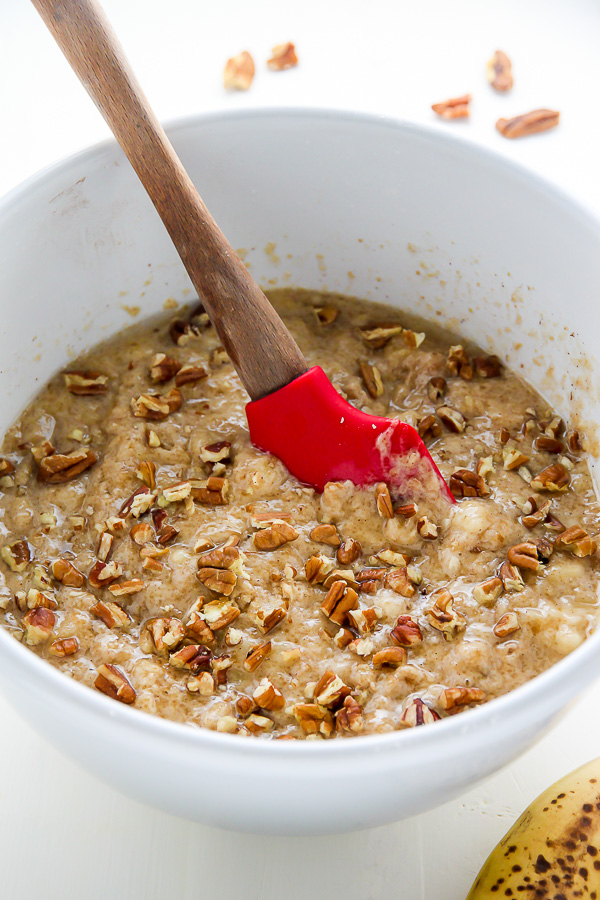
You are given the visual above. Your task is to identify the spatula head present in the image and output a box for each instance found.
[246,366,455,503]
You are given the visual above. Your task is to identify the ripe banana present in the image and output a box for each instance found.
[467,756,600,898]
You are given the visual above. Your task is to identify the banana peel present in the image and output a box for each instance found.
[467,757,600,898]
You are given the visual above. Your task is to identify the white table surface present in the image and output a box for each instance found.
[2,1,600,897]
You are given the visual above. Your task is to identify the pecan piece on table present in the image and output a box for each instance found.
[431,94,471,120]
[486,50,513,92]
[224,50,255,90]
[267,42,298,71]
[496,109,559,139]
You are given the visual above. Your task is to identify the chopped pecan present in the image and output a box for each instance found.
[530,463,569,492]
[131,388,182,420]
[95,664,136,704]
[473,355,502,378]
[359,361,384,398]
[136,460,156,489]
[335,696,363,733]
[97,531,114,563]
[185,611,215,645]
[391,615,423,646]
[187,672,215,695]
[211,654,233,686]
[493,612,520,638]
[321,581,359,626]
[1,540,31,572]
[175,365,208,387]
[427,376,447,403]
[22,607,55,644]
[200,440,231,465]
[244,714,274,735]
[267,41,298,71]
[555,525,597,557]
[431,94,471,119]
[373,647,406,668]
[31,441,55,463]
[355,566,386,594]
[38,448,97,483]
[472,576,503,606]
[535,435,564,454]
[375,483,394,518]
[567,430,583,453]
[254,605,287,634]
[310,524,341,547]
[91,600,131,628]
[198,599,240,630]
[161,481,192,504]
[197,566,236,596]
[437,406,466,433]
[503,446,530,470]
[426,590,465,640]
[169,644,212,673]
[49,637,79,658]
[243,640,272,672]
[197,545,240,570]
[417,516,438,539]
[400,697,440,727]
[88,560,123,588]
[450,468,490,498]
[395,502,418,518]
[0,458,15,477]
[499,427,511,444]
[140,617,185,655]
[403,329,425,348]
[108,579,145,597]
[476,457,494,480]
[150,509,179,544]
[253,678,285,711]
[291,703,334,737]
[346,606,381,634]
[359,323,403,349]
[313,671,351,708]
[253,521,299,550]
[25,588,57,610]
[385,567,416,598]
[130,522,154,545]
[337,538,361,565]
[149,353,181,383]
[190,476,229,505]
[119,486,155,518]
[447,344,472,380]
[224,50,255,90]
[497,109,559,139]
[498,559,524,592]
[63,371,108,395]
[487,49,513,92]
[305,553,335,584]
[417,414,442,441]
[313,306,338,325]
[437,686,484,710]
[507,541,545,572]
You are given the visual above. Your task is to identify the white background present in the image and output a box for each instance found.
[1,1,600,898]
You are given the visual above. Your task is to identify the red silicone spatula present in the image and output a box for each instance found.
[33,0,454,506]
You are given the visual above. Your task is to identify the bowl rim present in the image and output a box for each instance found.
[1,105,600,760]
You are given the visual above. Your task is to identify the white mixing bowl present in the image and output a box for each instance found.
[0,110,599,835]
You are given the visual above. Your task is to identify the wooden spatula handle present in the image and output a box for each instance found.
[31,0,308,400]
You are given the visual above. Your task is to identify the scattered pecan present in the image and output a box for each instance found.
[108,579,145,597]
[200,440,231,466]
[22,607,55,645]
[253,678,285,711]
[314,671,351,708]
[472,576,503,606]
[355,566,386,594]
[49,637,79,658]
[291,703,334,737]
[199,599,240,631]
[140,617,185,655]
[447,344,472,379]
[151,509,179,544]
[555,525,597,557]
[391,615,423,647]
[385,567,416,598]
[119,486,155,518]
[91,600,131,628]
[130,522,154,546]
[149,353,181,383]
[224,50,255,90]
[507,541,545,572]
[496,109,559,139]
[431,94,471,120]
[169,644,212,674]
[253,521,299,550]
[175,365,208,387]
[97,531,114,563]
[359,323,403,349]
[243,640,272,672]
[417,414,442,441]
[437,406,466,433]
[0,458,15,477]
[321,581,359,626]
[567,430,583,453]
[417,516,438,539]
[313,306,338,325]
[403,329,425,348]
[359,361,384,398]
[211,654,233,686]
[487,50,513,92]
[63,371,108,395]
[95,664,136,704]
[335,696,363,734]
[450,468,490,498]
[427,376,447,403]
[437,686,484,711]
[190,476,229,505]
[37,448,97,483]
[88,560,123,588]
[267,42,298,71]
[503,446,530,470]
[476,457,494,480]
[136,460,156,489]
[400,698,440,727]
[530,463,569,492]
[375,482,394,518]
[131,388,182,420]
[305,553,335,584]
[1,540,31,572]
[346,607,380,634]
[309,524,341,547]
[197,566,236,596]
[473,355,502,378]
[493,612,520,638]
[426,590,465,640]
[498,559,524,592]
[337,538,361,565]
[187,672,215,696]
[535,435,564,454]
[197,545,240,570]
[395,502,418,518]
[373,647,406,668]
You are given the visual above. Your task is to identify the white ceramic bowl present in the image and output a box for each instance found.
[1,110,600,836]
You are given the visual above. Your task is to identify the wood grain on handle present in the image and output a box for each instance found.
[31,0,308,400]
